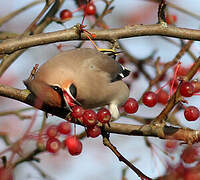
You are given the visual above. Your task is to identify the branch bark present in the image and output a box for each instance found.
[0,84,200,144]
[1,24,200,54]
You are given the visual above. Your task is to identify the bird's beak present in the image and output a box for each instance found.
[63,90,75,110]
[62,83,81,111]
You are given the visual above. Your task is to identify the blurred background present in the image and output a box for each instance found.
[0,0,200,179]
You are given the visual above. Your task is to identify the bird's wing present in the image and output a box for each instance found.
[78,48,130,82]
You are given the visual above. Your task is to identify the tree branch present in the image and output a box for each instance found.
[0,84,200,144]
[1,24,200,54]
[0,0,44,27]
[0,0,64,77]
[102,133,152,179]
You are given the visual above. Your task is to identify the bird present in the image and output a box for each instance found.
[24,48,130,119]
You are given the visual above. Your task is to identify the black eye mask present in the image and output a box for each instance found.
[50,85,66,108]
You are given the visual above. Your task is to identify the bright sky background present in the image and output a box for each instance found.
[0,0,200,180]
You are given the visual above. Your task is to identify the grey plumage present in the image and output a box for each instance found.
[25,48,130,119]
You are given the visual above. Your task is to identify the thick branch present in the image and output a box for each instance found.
[1,24,200,54]
[0,84,200,144]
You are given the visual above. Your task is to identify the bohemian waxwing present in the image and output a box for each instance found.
[24,48,130,119]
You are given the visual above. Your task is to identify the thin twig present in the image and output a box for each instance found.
[0,0,44,27]
[153,56,200,125]
[0,107,33,120]
[0,32,18,40]
[146,0,200,20]
[0,0,64,77]
[102,132,152,179]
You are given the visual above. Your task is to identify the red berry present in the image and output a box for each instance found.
[142,91,158,107]
[0,167,13,180]
[184,106,200,121]
[71,105,84,119]
[84,3,96,15]
[173,163,185,178]
[180,81,194,97]
[97,108,111,123]
[123,98,138,114]
[82,109,97,127]
[165,140,177,153]
[46,138,61,153]
[118,57,126,65]
[58,122,71,135]
[181,146,198,164]
[46,125,58,138]
[59,9,72,20]
[91,33,96,38]
[132,71,139,79]
[184,166,200,180]
[157,90,168,105]
[86,125,101,138]
[175,65,189,77]
[65,136,82,156]
[166,14,177,24]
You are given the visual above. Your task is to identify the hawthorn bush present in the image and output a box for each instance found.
[0,0,200,179]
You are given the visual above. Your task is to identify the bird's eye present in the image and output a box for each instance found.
[69,83,77,98]
[50,85,63,95]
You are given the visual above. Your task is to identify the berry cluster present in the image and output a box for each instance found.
[164,140,178,153]
[181,145,198,164]
[141,80,200,122]
[71,105,111,138]
[179,81,199,121]
[68,97,139,139]
[164,145,200,179]
[142,90,169,107]
[44,122,82,156]
[59,2,96,21]
[44,97,139,155]
[118,56,199,123]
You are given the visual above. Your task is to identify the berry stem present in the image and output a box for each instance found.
[74,123,76,136]
[155,80,170,94]
[39,112,47,140]
[72,5,84,13]
[169,61,181,98]
[83,31,98,49]
[81,13,86,26]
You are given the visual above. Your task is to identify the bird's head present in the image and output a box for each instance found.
[24,78,80,111]
[51,80,80,111]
